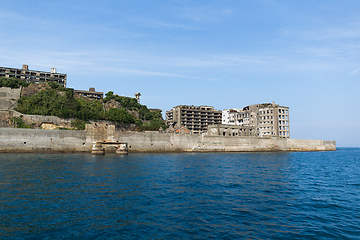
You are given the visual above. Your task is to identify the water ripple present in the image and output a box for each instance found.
[1,149,360,239]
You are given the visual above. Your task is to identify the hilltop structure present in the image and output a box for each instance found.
[74,87,103,100]
[134,92,141,103]
[0,64,67,87]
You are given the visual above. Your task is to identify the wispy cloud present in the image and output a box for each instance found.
[170,4,234,24]
[1,44,350,79]
[0,9,25,21]
[278,25,360,41]
[206,74,227,81]
[351,67,360,75]
[129,18,202,30]
[89,66,187,78]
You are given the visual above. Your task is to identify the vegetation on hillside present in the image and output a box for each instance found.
[102,91,168,130]
[11,117,32,128]
[12,80,167,131]
[103,91,159,121]
[0,76,30,88]
[103,91,140,109]
[16,82,82,119]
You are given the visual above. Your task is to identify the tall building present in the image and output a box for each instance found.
[166,105,222,134]
[0,64,67,87]
[222,102,290,138]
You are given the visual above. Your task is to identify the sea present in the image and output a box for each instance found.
[1,148,359,239]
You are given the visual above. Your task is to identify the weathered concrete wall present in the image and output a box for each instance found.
[0,87,21,110]
[0,110,13,128]
[0,111,137,130]
[11,110,74,127]
[85,125,335,153]
[0,110,75,129]
[286,139,336,151]
[0,128,90,153]
[0,127,336,153]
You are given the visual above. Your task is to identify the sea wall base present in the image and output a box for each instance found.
[0,127,336,153]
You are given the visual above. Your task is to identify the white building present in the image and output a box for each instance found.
[222,109,245,125]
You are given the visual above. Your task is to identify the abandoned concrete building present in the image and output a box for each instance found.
[207,124,255,137]
[74,87,103,100]
[0,65,67,87]
[222,102,290,138]
[166,105,222,134]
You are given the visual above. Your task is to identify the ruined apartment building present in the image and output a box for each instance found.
[222,102,290,138]
[0,65,67,87]
[74,87,103,100]
[207,124,255,137]
[166,105,222,134]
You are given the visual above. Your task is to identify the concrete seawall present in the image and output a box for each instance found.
[0,127,336,153]
[0,128,90,153]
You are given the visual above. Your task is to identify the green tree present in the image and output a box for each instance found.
[103,91,140,110]
[76,98,105,121]
[0,77,29,88]
[106,108,135,124]
[11,117,31,128]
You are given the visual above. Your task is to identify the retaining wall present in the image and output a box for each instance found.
[0,127,335,153]
[0,87,21,110]
[0,128,89,153]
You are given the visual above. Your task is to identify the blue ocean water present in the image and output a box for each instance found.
[0,148,360,239]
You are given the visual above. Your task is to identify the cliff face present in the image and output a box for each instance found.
[104,99,140,119]
[21,83,50,97]
[104,99,122,110]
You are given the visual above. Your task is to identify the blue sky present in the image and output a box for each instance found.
[1,0,359,146]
